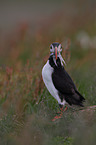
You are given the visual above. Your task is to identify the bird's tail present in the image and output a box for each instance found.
[75,90,85,107]
[64,90,85,107]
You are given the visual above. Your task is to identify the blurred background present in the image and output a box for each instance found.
[0,0,96,145]
[0,0,96,67]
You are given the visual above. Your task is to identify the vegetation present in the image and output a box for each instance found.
[0,0,96,144]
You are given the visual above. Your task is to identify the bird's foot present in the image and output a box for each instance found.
[52,114,62,121]
[52,106,67,121]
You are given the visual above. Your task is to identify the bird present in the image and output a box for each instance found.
[42,42,85,121]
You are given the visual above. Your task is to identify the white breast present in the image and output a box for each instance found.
[42,60,66,105]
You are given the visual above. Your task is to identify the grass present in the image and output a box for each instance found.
[0,1,96,144]
[0,48,96,145]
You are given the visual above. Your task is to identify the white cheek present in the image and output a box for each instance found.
[50,48,54,53]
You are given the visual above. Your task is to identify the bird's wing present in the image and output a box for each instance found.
[52,65,77,95]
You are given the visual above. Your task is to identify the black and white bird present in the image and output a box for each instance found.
[42,42,85,120]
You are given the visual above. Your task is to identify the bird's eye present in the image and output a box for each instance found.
[50,45,54,53]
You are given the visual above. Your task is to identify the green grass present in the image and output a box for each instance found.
[0,2,96,144]
[0,48,96,145]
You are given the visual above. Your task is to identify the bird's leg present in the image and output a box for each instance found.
[52,106,67,121]
[59,106,67,116]
[63,106,68,112]
[57,104,67,114]
[57,104,64,114]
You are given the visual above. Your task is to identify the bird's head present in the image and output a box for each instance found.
[50,42,66,66]
[50,42,62,60]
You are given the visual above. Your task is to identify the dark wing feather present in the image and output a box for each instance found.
[52,65,77,95]
[52,57,85,106]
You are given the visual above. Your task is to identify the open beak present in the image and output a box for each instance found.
[55,47,57,60]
